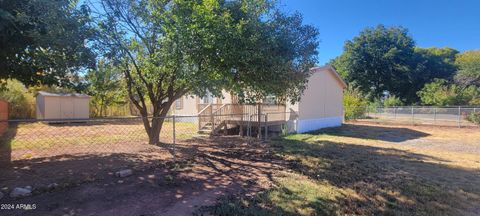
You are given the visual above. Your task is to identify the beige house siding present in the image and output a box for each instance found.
[173,96,198,116]
[294,66,346,133]
[297,66,345,120]
[172,90,233,115]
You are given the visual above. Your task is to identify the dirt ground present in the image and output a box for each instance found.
[197,122,480,215]
[0,136,285,216]
[1,122,479,215]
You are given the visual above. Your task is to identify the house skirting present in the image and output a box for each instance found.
[297,116,343,133]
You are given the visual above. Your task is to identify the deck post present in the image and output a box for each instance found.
[239,112,244,136]
[210,105,215,134]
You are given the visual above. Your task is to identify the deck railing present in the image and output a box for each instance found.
[197,103,286,132]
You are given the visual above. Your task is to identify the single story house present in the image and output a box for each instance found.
[172,65,346,133]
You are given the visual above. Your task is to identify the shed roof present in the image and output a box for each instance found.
[37,91,90,98]
[310,65,347,89]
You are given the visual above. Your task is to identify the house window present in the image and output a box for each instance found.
[175,98,183,110]
[202,93,214,104]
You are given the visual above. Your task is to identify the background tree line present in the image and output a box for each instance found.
[331,25,480,111]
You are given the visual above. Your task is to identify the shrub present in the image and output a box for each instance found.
[0,79,35,119]
[383,95,404,107]
[344,86,368,120]
[467,112,480,125]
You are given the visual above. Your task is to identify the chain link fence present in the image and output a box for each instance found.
[353,106,480,127]
[0,112,297,195]
[0,112,297,165]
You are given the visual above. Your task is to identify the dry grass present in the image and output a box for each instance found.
[0,120,198,160]
[201,123,480,215]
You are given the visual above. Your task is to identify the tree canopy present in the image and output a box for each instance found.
[455,50,480,87]
[332,25,417,101]
[0,0,96,87]
[96,0,319,144]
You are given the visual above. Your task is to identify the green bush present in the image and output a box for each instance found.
[467,112,480,125]
[383,95,404,107]
[344,86,368,120]
[0,79,35,119]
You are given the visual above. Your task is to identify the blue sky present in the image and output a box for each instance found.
[280,0,480,65]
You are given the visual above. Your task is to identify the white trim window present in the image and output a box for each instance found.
[175,98,183,110]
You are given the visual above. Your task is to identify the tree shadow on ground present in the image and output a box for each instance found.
[0,123,17,169]
[186,132,477,215]
[310,124,430,142]
[0,136,285,216]
[263,138,480,215]
[1,133,479,215]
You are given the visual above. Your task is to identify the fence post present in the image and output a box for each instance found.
[365,106,368,119]
[394,107,397,120]
[172,115,176,162]
[264,114,268,141]
[458,106,461,128]
[411,106,414,125]
[434,107,437,125]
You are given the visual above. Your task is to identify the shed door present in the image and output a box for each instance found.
[60,98,74,119]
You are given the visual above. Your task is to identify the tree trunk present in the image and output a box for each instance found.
[147,116,165,145]
[139,105,170,145]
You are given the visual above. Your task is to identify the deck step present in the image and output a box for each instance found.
[198,129,212,134]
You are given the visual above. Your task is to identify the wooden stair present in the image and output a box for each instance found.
[198,122,213,134]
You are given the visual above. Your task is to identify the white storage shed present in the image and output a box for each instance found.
[36,91,90,120]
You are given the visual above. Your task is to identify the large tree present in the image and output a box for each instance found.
[330,25,461,104]
[96,0,318,144]
[333,25,417,101]
[0,0,96,87]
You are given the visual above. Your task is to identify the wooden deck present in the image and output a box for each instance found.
[197,103,288,134]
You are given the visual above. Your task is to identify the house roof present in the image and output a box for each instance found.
[310,65,347,89]
[37,91,90,98]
